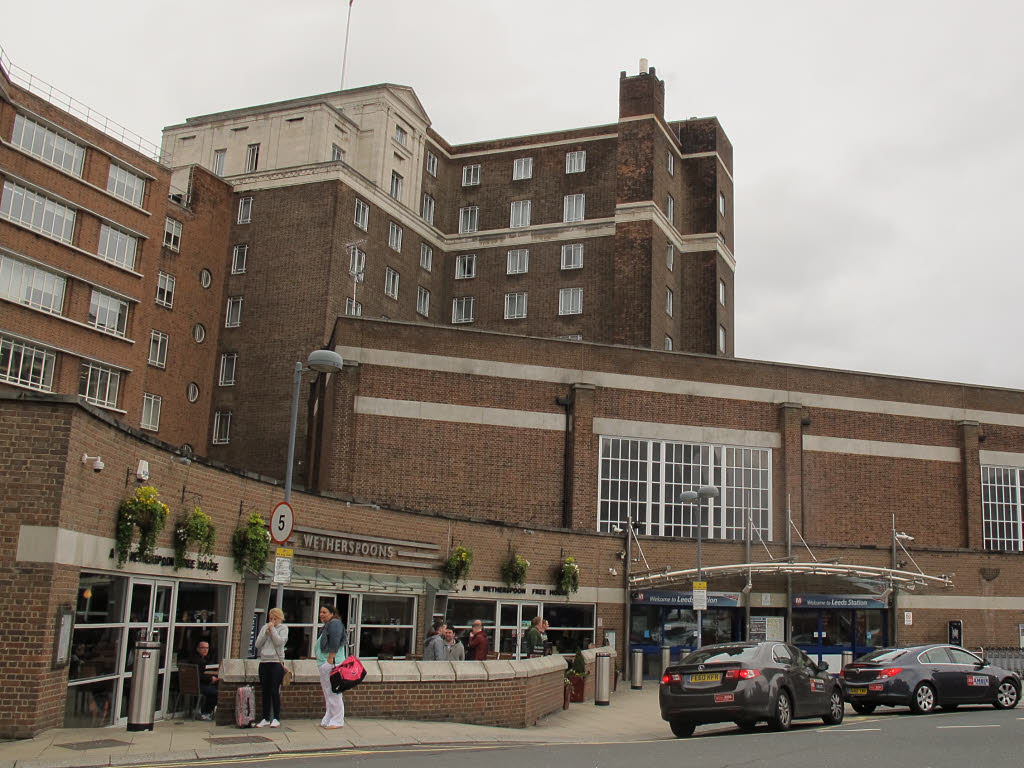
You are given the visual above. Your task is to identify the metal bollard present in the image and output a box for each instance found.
[595,652,612,705]
[127,632,161,731]
[630,648,644,690]
[841,651,853,672]
[661,644,672,674]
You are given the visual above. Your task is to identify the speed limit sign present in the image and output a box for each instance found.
[270,502,294,544]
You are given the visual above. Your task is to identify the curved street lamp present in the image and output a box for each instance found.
[284,349,345,505]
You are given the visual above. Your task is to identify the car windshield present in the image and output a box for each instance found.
[857,648,906,663]
[681,646,760,665]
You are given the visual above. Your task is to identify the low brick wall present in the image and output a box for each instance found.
[217,647,615,728]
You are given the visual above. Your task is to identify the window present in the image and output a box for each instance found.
[719,278,726,306]
[561,243,583,270]
[225,296,243,327]
[0,253,66,314]
[148,330,168,368]
[666,287,673,317]
[665,335,673,351]
[163,218,182,251]
[667,151,675,176]
[354,198,369,230]
[513,157,533,180]
[666,244,675,272]
[88,290,128,337]
[981,465,1024,551]
[420,243,432,272]
[192,323,206,343]
[79,361,120,408]
[212,149,225,175]
[452,296,474,323]
[97,224,138,270]
[141,393,162,431]
[385,267,400,299]
[390,170,403,201]
[12,114,85,176]
[199,268,212,288]
[417,286,430,317]
[388,222,403,252]
[331,144,344,162]
[349,246,365,278]
[719,192,726,216]
[0,179,76,243]
[344,297,362,316]
[504,292,527,319]
[455,253,476,279]
[459,206,479,233]
[422,194,435,225]
[666,194,674,224]
[507,249,529,275]
[155,272,175,308]
[212,411,232,444]
[719,325,727,353]
[245,143,260,172]
[559,287,582,315]
[509,200,531,228]
[106,164,145,206]
[597,436,772,539]
[232,244,248,274]
[426,151,438,177]
[563,194,585,223]
[187,382,200,402]
[238,197,252,223]
[565,151,586,174]
[0,335,55,391]
[462,164,481,186]
[219,353,237,386]
[394,125,408,146]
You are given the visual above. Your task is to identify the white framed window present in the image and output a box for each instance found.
[563,194,585,223]
[148,330,168,368]
[509,200,531,228]
[559,287,582,315]
[451,296,474,323]
[212,148,226,175]
[163,217,182,251]
[354,199,369,230]
[187,382,200,403]
[420,243,433,272]
[212,410,232,444]
[666,244,674,271]
[719,325,727,353]
[141,393,162,431]
[504,291,527,319]
[390,170,403,200]
[0,252,66,315]
[0,335,55,391]
[666,194,674,224]
[88,290,128,337]
[513,157,533,180]
[565,151,586,174]
[719,278,726,306]
[388,221,403,252]
[225,296,243,327]
[155,272,175,308]
[98,224,138,270]
[719,192,726,216]
[385,267,400,299]
[349,246,365,279]
[394,124,408,146]
[417,286,430,317]
[459,206,479,233]
[192,323,206,343]
[245,143,260,172]
[219,353,238,386]
[667,152,675,176]
[507,248,529,275]
[331,144,344,162]
[78,361,120,408]
[426,151,438,177]
[981,465,1024,551]
[455,253,476,279]
[232,244,248,274]
[238,197,252,223]
[462,164,481,186]
[12,114,85,176]
[199,268,212,288]
[561,243,583,270]
[0,179,76,243]
[344,297,362,316]
[666,287,673,317]
[106,164,145,206]
[665,335,673,351]
[422,193,435,224]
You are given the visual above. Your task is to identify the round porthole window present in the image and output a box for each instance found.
[193,323,206,343]
[200,269,212,288]
[187,382,200,403]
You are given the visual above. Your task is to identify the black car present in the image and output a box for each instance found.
[842,644,1021,714]
[659,641,845,738]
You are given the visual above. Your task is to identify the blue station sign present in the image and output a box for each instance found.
[631,589,741,607]
[793,594,888,609]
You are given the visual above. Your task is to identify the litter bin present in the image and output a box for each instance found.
[595,652,612,706]
[630,648,644,690]
[841,651,853,671]
[127,633,161,731]
[661,644,672,674]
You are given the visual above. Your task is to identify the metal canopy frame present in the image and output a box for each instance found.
[258,564,433,593]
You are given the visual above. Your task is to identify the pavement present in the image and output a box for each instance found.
[0,684,669,768]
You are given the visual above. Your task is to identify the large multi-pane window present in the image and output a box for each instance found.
[566,151,586,173]
[561,243,583,270]
[12,114,85,176]
[452,296,474,323]
[597,437,772,540]
[0,253,66,315]
[462,164,481,186]
[504,292,527,319]
[79,361,120,408]
[97,224,138,270]
[88,290,129,337]
[148,330,168,368]
[509,200,531,228]
[455,253,476,279]
[106,164,145,206]
[507,248,529,275]
[1,179,76,243]
[563,194,585,223]
[141,393,162,431]
[459,206,479,234]
[513,157,533,180]
[559,287,582,315]
[155,272,175,308]
[0,335,55,391]
[981,465,1024,551]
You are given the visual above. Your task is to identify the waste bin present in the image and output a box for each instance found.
[841,651,853,670]
[661,644,672,674]
[630,648,644,690]
[595,652,612,706]
[127,633,161,731]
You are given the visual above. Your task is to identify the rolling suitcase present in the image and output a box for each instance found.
[235,685,256,727]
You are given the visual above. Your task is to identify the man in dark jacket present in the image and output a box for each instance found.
[467,620,490,661]
[183,640,218,719]
[423,619,447,660]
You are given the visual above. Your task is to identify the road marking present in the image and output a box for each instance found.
[821,728,881,732]
[936,724,1001,729]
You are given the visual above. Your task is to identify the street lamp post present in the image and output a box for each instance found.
[679,485,720,649]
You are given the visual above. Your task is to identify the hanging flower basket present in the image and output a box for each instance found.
[173,507,217,570]
[442,544,473,587]
[557,555,580,594]
[115,486,169,567]
[501,552,530,587]
[231,512,270,574]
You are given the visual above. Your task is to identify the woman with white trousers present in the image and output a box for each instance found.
[316,602,346,729]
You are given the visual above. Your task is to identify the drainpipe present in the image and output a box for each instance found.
[556,392,574,529]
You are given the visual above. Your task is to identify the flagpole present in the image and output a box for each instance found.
[340,0,354,91]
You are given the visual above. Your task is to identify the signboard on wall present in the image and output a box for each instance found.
[291,525,441,569]
[749,616,786,642]
[793,594,888,609]
[631,590,741,607]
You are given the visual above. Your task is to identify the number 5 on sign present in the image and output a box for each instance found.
[270,502,294,544]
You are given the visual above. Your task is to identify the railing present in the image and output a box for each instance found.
[983,647,1024,675]
[0,43,167,164]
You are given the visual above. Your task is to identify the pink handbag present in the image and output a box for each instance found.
[329,655,366,693]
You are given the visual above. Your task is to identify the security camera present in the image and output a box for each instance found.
[82,454,104,472]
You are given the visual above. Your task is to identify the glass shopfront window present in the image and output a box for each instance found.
[360,595,416,659]
[446,599,497,649]
[446,598,596,659]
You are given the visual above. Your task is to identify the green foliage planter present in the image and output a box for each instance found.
[231,512,270,574]
[557,556,580,594]
[115,486,169,567]
[566,649,588,702]
[173,507,216,570]
[501,552,530,587]
[442,545,473,587]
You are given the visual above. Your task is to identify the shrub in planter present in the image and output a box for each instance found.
[566,649,588,702]
[501,552,530,587]
[173,507,216,570]
[231,512,270,574]
[557,555,580,594]
[442,544,472,587]
[115,486,170,567]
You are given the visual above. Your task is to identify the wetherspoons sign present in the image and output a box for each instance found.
[291,525,441,570]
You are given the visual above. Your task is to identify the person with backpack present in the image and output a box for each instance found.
[317,603,346,729]
[253,608,288,728]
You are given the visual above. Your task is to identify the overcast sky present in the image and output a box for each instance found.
[5,1,1023,390]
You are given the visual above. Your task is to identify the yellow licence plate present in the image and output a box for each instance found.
[848,687,868,695]
[689,673,722,683]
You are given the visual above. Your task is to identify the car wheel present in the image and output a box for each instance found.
[734,719,758,731]
[670,719,697,738]
[770,689,793,731]
[994,679,1020,710]
[822,688,845,725]
[851,702,876,715]
[910,682,937,714]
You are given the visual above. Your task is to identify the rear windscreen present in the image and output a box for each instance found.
[681,646,760,665]
[857,648,906,663]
